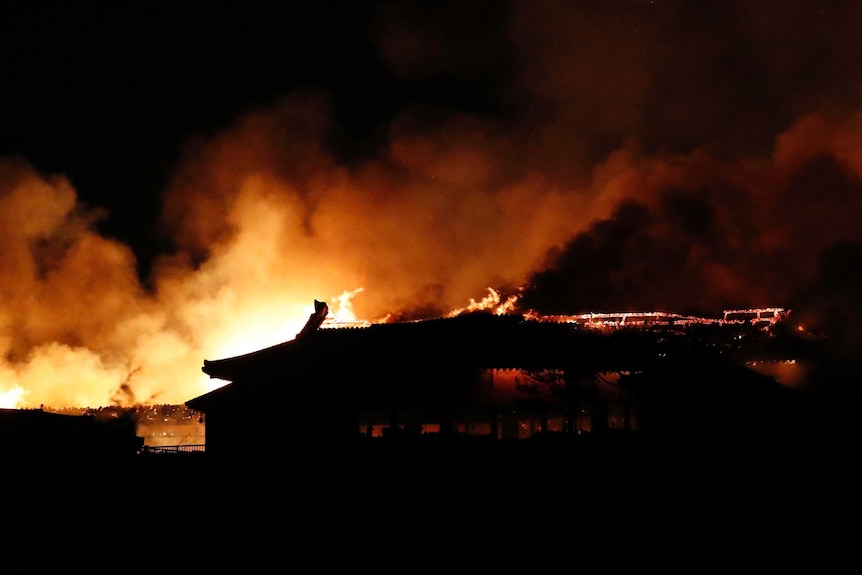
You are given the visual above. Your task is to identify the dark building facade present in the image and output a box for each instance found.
[186,301,820,466]
[0,407,143,463]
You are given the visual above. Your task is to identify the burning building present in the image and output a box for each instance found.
[186,300,817,466]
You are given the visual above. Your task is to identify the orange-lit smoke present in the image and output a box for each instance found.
[0,96,595,409]
[4,2,862,408]
[4,100,862,409]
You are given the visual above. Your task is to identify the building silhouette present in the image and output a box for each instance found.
[0,406,142,463]
[186,301,825,467]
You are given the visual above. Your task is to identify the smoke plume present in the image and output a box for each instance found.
[2,0,862,408]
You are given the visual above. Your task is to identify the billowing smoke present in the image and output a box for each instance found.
[518,133,862,316]
[3,0,862,408]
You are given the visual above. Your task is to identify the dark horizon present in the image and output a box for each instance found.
[3,305,858,557]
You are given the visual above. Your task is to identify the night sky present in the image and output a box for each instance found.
[2,0,862,408]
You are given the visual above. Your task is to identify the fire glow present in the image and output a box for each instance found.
[4,89,862,409]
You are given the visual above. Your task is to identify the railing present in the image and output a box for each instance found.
[141,444,205,454]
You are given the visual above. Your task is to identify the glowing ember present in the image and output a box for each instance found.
[446,287,519,317]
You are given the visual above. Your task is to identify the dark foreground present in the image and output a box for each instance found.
[3,432,859,565]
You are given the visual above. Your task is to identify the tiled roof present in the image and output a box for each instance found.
[200,311,665,383]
